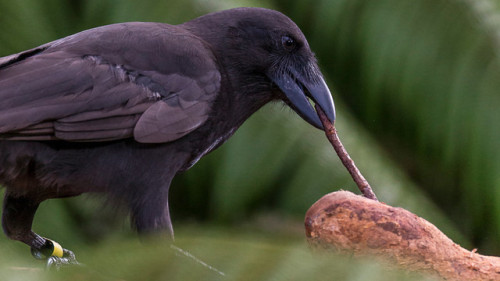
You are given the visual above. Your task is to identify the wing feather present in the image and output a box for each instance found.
[0,22,220,143]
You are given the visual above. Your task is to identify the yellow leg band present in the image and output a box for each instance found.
[48,239,64,258]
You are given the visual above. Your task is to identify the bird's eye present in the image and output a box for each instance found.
[281,36,296,51]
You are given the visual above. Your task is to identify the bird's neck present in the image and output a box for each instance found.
[178,70,273,172]
[178,18,277,170]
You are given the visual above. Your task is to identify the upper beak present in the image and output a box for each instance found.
[270,67,336,129]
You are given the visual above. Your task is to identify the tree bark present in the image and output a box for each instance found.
[305,191,500,280]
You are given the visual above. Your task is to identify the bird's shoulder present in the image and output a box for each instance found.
[48,22,217,75]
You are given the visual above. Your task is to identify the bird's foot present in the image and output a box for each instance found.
[46,249,80,270]
[31,239,81,270]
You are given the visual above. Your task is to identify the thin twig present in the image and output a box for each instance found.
[170,245,226,276]
[315,105,378,201]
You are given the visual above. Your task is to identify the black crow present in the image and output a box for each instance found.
[0,7,335,264]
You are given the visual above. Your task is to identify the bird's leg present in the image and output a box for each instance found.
[129,189,225,276]
[2,193,79,269]
[129,188,174,239]
[32,238,80,270]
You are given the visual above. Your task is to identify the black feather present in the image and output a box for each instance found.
[0,8,333,251]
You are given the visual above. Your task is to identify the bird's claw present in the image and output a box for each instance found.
[31,239,81,270]
[46,249,80,270]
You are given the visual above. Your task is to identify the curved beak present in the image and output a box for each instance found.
[270,67,335,129]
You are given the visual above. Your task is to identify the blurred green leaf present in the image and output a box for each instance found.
[0,226,437,281]
[277,0,500,253]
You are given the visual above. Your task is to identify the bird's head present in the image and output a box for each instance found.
[186,7,335,128]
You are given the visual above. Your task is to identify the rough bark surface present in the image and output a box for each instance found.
[305,191,500,280]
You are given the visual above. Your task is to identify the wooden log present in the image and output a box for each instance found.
[305,191,500,280]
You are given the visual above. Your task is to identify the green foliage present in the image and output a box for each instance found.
[172,103,467,245]
[0,226,436,281]
[273,0,500,252]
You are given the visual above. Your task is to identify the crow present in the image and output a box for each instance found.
[0,7,335,264]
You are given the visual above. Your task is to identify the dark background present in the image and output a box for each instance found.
[0,0,498,280]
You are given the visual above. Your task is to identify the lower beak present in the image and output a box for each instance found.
[270,69,335,129]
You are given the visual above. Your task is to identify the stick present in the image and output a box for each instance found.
[315,105,378,201]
